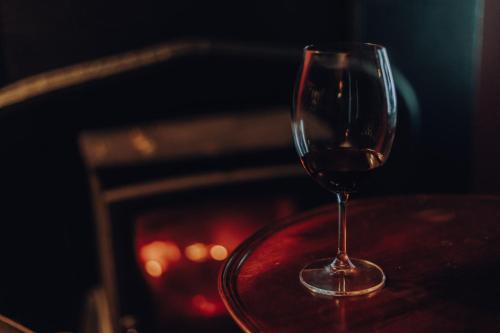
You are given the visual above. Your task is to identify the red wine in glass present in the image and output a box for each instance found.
[292,43,397,296]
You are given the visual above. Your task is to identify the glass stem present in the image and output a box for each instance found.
[332,192,355,270]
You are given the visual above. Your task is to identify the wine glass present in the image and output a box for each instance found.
[291,43,397,296]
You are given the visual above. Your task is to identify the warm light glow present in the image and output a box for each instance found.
[140,241,181,263]
[337,80,344,98]
[209,245,228,261]
[145,260,166,277]
[185,243,208,262]
[131,130,156,155]
[92,143,108,160]
[140,241,180,277]
[192,294,217,316]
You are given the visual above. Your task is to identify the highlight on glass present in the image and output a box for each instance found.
[292,43,397,296]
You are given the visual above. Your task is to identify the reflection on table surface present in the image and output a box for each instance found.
[221,195,500,333]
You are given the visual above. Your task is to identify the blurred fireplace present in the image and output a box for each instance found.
[79,108,330,332]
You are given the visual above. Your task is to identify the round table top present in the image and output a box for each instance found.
[219,195,500,332]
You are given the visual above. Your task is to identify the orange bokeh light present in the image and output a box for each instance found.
[209,245,228,261]
[140,241,180,277]
[192,294,217,316]
[145,260,166,277]
[140,241,181,262]
[185,243,209,262]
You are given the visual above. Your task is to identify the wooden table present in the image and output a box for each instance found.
[219,195,500,332]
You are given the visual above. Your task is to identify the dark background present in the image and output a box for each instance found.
[0,0,496,331]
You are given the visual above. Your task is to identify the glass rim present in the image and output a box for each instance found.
[304,42,386,54]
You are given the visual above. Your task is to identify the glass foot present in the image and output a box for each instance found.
[299,258,385,297]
